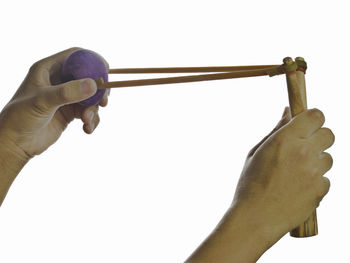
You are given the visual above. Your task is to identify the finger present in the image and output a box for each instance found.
[276,106,292,127]
[83,112,100,134]
[287,108,325,138]
[57,103,83,124]
[99,89,109,107]
[81,105,99,126]
[92,113,100,131]
[38,78,97,112]
[317,152,334,176]
[309,127,335,152]
[315,176,330,206]
[83,123,92,134]
[247,107,290,157]
[29,47,82,85]
[321,177,331,196]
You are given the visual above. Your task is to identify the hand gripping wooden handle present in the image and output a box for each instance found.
[283,57,318,238]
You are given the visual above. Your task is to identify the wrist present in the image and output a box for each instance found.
[0,134,30,205]
[0,137,30,174]
[220,203,281,262]
[186,202,282,263]
[228,201,284,253]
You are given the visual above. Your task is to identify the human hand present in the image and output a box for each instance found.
[233,107,334,240]
[0,47,111,161]
[186,107,334,263]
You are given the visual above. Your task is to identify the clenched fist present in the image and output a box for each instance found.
[234,107,334,240]
[186,107,334,263]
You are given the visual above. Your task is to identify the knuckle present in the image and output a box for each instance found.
[29,60,42,73]
[325,128,335,145]
[58,86,71,102]
[317,177,330,200]
[64,47,82,55]
[322,152,333,168]
[70,46,82,50]
[246,148,255,158]
[309,108,325,124]
[323,177,331,193]
[298,144,311,159]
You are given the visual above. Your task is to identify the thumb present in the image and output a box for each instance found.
[44,78,97,109]
[276,106,292,128]
[247,106,291,158]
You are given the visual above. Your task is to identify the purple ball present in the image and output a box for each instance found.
[61,49,108,107]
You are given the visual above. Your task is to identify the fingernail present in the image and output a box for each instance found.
[90,122,95,132]
[80,79,97,96]
[88,111,94,122]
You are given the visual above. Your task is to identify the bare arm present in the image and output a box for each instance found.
[0,139,29,205]
[186,203,279,263]
[186,108,334,263]
[0,47,110,206]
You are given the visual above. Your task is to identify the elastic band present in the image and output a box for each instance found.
[295,59,307,70]
[295,58,307,74]
[296,67,307,74]
[267,66,285,77]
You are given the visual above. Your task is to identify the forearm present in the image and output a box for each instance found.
[185,202,281,263]
[0,137,29,206]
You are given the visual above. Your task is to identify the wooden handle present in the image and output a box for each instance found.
[284,57,318,238]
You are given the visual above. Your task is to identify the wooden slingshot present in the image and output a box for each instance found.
[96,57,316,238]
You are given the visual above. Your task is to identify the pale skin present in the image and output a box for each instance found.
[0,48,334,262]
[0,47,111,204]
[185,107,334,262]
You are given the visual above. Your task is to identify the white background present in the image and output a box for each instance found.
[0,0,347,262]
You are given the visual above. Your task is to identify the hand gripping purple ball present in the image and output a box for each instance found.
[61,49,108,107]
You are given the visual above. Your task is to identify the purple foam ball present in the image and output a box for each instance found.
[61,49,108,107]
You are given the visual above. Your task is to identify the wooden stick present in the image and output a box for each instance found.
[108,65,280,74]
[283,57,318,238]
[99,67,282,89]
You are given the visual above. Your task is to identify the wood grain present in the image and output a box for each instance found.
[284,57,318,238]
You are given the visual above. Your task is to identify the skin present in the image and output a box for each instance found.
[0,48,334,262]
[185,107,334,262]
[0,47,111,205]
